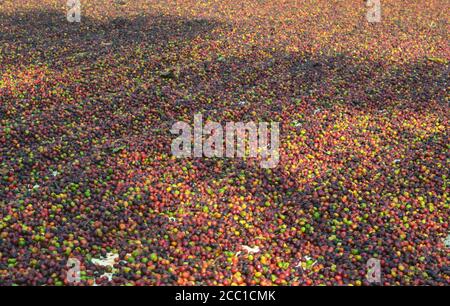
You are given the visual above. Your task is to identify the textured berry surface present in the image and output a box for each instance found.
[0,0,448,285]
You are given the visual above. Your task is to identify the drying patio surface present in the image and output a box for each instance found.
[0,0,448,285]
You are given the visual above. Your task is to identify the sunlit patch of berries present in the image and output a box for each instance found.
[0,0,448,285]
